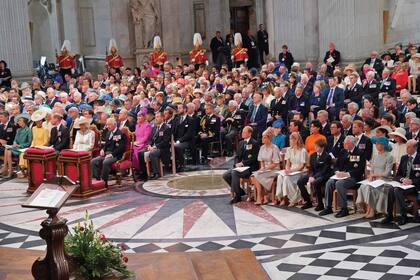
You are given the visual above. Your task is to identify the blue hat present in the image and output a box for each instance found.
[53,75,63,84]
[128,111,137,118]
[99,94,112,101]
[272,119,284,128]
[371,136,392,152]
[79,104,93,112]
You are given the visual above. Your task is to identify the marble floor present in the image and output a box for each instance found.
[0,172,419,280]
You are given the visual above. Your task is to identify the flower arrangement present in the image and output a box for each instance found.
[65,211,134,280]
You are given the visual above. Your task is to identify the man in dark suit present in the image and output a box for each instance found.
[320,136,366,218]
[199,104,221,164]
[278,45,294,71]
[327,121,345,159]
[407,117,420,152]
[247,92,268,141]
[270,82,290,124]
[352,120,373,160]
[362,51,384,76]
[243,30,259,69]
[222,100,244,156]
[45,87,59,108]
[317,110,330,137]
[210,31,225,68]
[223,126,260,204]
[287,83,310,121]
[49,113,69,153]
[91,118,126,183]
[297,139,332,210]
[323,42,341,76]
[344,73,364,106]
[382,139,420,225]
[138,112,171,180]
[174,104,194,171]
[0,111,16,155]
[325,77,344,120]
[118,109,135,132]
[363,71,381,104]
[257,24,269,65]
[379,68,396,97]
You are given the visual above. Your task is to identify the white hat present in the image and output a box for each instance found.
[31,109,47,122]
[108,38,118,53]
[234,33,242,47]
[35,90,46,100]
[73,116,91,129]
[153,36,162,49]
[389,127,407,142]
[193,33,203,47]
[61,40,71,52]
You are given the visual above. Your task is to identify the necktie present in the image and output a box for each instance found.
[251,106,258,122]
[327,88,334,106]
[407,156,413,177]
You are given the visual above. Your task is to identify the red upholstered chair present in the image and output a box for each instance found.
[24,147,56,193]
[58,149,106,197]
[111,127,135,185]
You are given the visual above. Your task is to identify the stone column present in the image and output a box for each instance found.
[61,0,81,54]
[303,0,319,63]
[0,0,33,79]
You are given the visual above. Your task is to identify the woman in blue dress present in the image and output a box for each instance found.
[1,114,32,178]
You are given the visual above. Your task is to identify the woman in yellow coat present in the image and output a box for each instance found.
[17,110,50,178]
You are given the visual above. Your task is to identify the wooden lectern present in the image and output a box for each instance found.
[22,176,78,280]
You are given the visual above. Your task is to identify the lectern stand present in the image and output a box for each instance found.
[22,176,78,280]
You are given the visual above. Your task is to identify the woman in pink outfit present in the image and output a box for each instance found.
[133,109,152,171]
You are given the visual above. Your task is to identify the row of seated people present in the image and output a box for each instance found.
[223,125,420,226]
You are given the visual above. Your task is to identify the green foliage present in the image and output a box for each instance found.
[65,211,134,280]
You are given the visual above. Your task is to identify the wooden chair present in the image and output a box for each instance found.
[90,125,102,158]
[332,188,358,213]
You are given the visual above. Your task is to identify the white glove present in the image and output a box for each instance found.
[205,60,209,66]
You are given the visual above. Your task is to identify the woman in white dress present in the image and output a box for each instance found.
[73,116,95,151]
[251,128,280,205]
[357,136,394,218]
[276,132,308,207]
[389,127,407,168]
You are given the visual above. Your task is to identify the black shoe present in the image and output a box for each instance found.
[397,215,408,226]
[149,173,160,180]
[335,208,349,218]
[200,157,209,165]
[319,207,333,216]
[176,166,185,172]
[315,204,325,211]
[413,216,420,223]
[301,202,313,210]
[380,215,394,224]
[229,196,242,204]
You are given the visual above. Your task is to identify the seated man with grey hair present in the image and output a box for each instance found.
[91,118,126,185]
[362,50,384,76]
[319,135,366,218]
[222,100,244,156]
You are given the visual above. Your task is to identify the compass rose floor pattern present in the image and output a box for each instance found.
[0,175,420,279]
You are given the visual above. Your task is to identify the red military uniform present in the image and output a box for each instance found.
[106,54,124,69]
[232,47,248,63]
[57,54,76,70]
[149,50,168,67]
[189,48,208,65]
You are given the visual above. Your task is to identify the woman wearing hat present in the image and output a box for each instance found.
[357,136,394,219]
[16,110,50,177]
[72,117,95,151]
[133,109,152,173]
[389,127,408,168]
[1,114,32,178]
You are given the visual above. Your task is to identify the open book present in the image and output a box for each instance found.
[330,174,350,180]
[276,170,306,176]
[233,166,250,173]
[358,179,415,190]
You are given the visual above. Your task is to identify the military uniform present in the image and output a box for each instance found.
[199,114,220,162]
[222,110,244,156]
[149,50,168,67]
[232,33,248,68]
